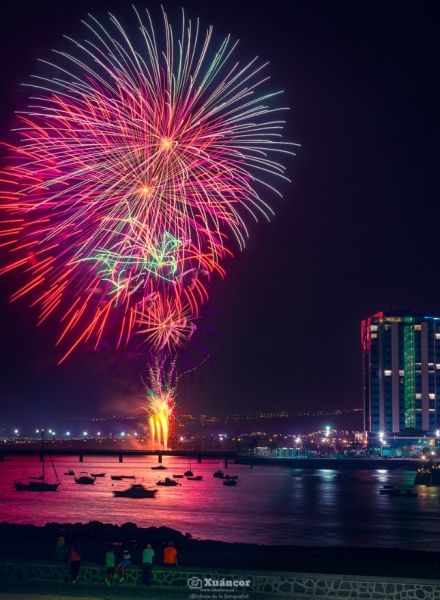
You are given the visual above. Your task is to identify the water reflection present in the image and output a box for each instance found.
[0,457,438,549]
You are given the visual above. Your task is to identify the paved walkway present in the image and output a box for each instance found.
[0,579,288,600]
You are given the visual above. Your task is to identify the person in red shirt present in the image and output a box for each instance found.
[163,541,178,567]
[69,540,82,583]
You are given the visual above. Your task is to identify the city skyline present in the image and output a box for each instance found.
[1,1,439,425]
[1,407,363,438]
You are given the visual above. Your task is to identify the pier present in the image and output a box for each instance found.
[0,447,236,467]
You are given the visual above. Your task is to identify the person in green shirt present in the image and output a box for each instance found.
[105,547,115,585]
[142,543,155,587]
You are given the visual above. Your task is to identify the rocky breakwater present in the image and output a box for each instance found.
[0,521,439,579]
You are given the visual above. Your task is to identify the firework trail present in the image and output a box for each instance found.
[141,354,178,450]
[0,8,294,362]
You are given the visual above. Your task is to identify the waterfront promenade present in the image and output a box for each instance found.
[1,561,439,600]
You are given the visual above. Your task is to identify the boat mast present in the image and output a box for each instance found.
[41,429,45,482]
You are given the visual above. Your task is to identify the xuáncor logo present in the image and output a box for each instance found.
[187,576,252,589]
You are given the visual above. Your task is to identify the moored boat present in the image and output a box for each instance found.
[184,459,194,477]
[223,479,238,486]
[333,472,356,480]
[14,431,60,492]
[187,475,203,481]
[91,472,106,477]
[64,470,75,476]
[157,477,180,486]
[113,484,158,498]
[74,472,96,485]
[379,488,399,495]
[111,475,123,480]
[213,470,224,478]
[379,488,417,497]
[14,480,59,491]
[151,465,167,470]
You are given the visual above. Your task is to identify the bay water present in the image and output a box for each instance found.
[1,456,438,550]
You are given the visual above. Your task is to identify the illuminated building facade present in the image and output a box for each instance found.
[361,311,440,434]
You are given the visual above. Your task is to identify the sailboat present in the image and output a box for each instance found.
[184,459,193,477]
[14,430,60,492]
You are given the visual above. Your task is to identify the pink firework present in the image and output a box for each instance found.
[0,8,294,360]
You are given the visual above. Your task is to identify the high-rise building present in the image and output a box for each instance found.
[361,310,440,434]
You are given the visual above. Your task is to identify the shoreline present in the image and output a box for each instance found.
[0,521,439,581]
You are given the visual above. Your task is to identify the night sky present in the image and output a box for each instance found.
[0,1,439,429]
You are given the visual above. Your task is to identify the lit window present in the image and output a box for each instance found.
[399,370,404,376]
[371,333,377,338]
[429,394,435,399]
[436,334,440,339]
[370,325,378,331]
[414,325,421,331]
[384,370,392,376]
[436,365,440,370]
[416,394,422,399]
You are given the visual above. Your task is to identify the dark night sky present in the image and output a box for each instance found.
[0,1,439,430]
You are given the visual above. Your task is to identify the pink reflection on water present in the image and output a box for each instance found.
[1,457,440,549]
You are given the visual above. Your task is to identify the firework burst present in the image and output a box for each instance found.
[0,7,294,361]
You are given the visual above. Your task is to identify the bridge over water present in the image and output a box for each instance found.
[0,448,239,466]
[0,447,417,470]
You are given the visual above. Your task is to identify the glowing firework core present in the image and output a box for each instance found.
[142,356,177,450]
